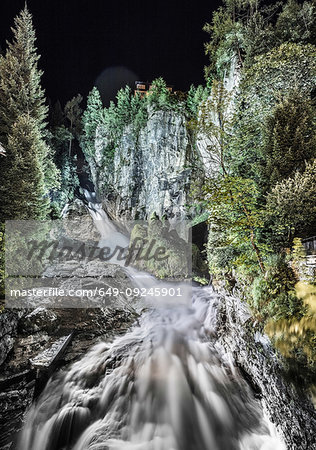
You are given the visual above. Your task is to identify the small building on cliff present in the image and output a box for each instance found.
[134,81,173,97]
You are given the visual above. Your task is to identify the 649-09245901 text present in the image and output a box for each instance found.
[9,286,185,298]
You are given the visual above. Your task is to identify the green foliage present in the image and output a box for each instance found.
[203,1,244,78]
[204,175,266,274]
[276,0,316,45]
[204,176,261,230]
[292,238,307,261]
[116,85,133,126]
[65,94,83,157]
[194,80,266,274]
[266,281,316,392]
[250,255,300,322]
[266,159,316,241]
[49,125,79,214]
[260,92,316,190]
[186,85,210,117]
[0,6,59,221]
[207,229,242,278]
[82,77,197,163]
[130,92,148,132]
[82,84,148,162]
[289,238,314,282]
[230,42,316,186]
[203,0,316,78]
[82,87,104,157]
[201,0,316,391]
[0,115,52,220]
[0,6,48,137]
[245,43,316,113]
[147,77,172,109]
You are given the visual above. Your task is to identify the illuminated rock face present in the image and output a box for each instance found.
[86,61,240,223]
[89,108,196,222]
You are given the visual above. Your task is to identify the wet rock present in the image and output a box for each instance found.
[128,221,191,279]
[0,311,21,367]
[4,333,51,373]
[214,294,316,450]
[0,375,35,450]
[0,335,14,369]
[0,303,138,450]
[62,198,88,218]
[20,307,59,334]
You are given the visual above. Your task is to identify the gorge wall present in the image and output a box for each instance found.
[87,108,195,222]
[84,60,240,224]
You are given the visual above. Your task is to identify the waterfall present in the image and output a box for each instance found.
[18,196,286,450]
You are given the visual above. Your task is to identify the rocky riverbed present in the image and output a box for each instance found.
[0,259,140,450]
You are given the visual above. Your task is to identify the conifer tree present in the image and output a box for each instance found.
[0,6,58,221]
[0,6,47,138]
[0,115,50,220]
[50,100,65,128]
[116,86,132,126]
[82,87,104,157]
[147,78,171,109]
[187,85,209,117]
[65,94,82,157]
[130,92,147,132]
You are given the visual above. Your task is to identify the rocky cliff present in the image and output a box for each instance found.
[87,108,195,222]
[209,290,316,449]
[83,60,240,224]
[196,57,240,177]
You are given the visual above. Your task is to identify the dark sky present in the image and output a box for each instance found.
[0,0,220,105]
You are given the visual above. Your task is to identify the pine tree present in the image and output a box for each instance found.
[0,115,50,220]
[187,84,209,117]
[116,85,132,126]
[0,6,58,221]
[64,94,82,157]
[0,6,48,138]
[147,78,171,109]
[82,87,104,157]
[130,92,147,132]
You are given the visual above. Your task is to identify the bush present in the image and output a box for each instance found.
[266,282,316,393]
[250,255,301,322]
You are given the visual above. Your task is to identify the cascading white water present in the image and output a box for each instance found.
[18,198,285,450]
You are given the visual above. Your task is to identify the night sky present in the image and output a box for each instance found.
[0,0,220,105]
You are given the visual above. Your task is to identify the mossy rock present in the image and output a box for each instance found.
[128,219,190,279]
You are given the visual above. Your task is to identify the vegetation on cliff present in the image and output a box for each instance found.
[199,0,316,391]
[0,0,314,394]
[81,77,209,163]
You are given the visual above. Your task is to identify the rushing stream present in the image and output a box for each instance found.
[18,195,285,450]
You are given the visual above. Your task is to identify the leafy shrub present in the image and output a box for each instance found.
[250,255,301,322]
[266,282,316,393]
